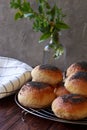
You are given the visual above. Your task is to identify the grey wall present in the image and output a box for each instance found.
[0,0,87,71]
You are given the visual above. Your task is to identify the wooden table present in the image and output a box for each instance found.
[0,95,87,130]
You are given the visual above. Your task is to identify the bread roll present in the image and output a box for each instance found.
[31,64,63,85]
[65,72,87,96]
[54,85,70,97]
[18,81,56,108]
[66,61,87,77]
[52,94,87,120]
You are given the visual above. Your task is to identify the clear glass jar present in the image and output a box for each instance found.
[43,33,64,65]
[42,40,56,65]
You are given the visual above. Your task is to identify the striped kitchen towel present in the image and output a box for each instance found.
[0,56,32,99]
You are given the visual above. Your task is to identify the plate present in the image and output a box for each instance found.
[15,94,87,125]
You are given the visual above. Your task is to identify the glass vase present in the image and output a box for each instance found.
[42,41,55,65]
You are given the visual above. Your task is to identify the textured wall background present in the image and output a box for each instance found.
[0,0,87,71]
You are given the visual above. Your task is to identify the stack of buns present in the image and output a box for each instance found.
[18,61,87,120]
[18,64,63,108]
[65,61,87,96]
[52,61,87,120]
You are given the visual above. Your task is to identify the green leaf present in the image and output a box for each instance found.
[56,22,70,30]
[39,33,51,43]
[10,0,14,8]
[22,2,31,12]
[38,5,43,13]
[49,5,56,21]
[15,12,23,20]
[10,3,19,9]
[10,0,22,9]
[39,0,43,3]
[17,0,21,4]
[45,1,50,9]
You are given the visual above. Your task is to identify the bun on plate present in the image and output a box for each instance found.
[18,81,56,108]
[54,84,70,97]
[31,64,63,85]
[65,72,87,96]
[66,61,87,77]
[52,94,87,120]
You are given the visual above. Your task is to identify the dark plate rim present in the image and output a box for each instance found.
[14,93,87,125]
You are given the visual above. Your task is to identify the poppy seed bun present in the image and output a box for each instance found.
[18,81,56,108]
[65,72,87,96]
[52,94,87,120]
[31,64,63,85]
[66,61,87,77]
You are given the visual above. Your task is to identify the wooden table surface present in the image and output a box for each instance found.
[0,95,87,130]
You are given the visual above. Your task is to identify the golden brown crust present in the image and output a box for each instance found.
[52,94,87,120]
[54,85,70,97]
[18,81,56,108]
[65,72,87,96]
[66,61,87,77]
[31,64,63,85]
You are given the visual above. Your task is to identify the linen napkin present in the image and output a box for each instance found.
[0,56,32,99]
